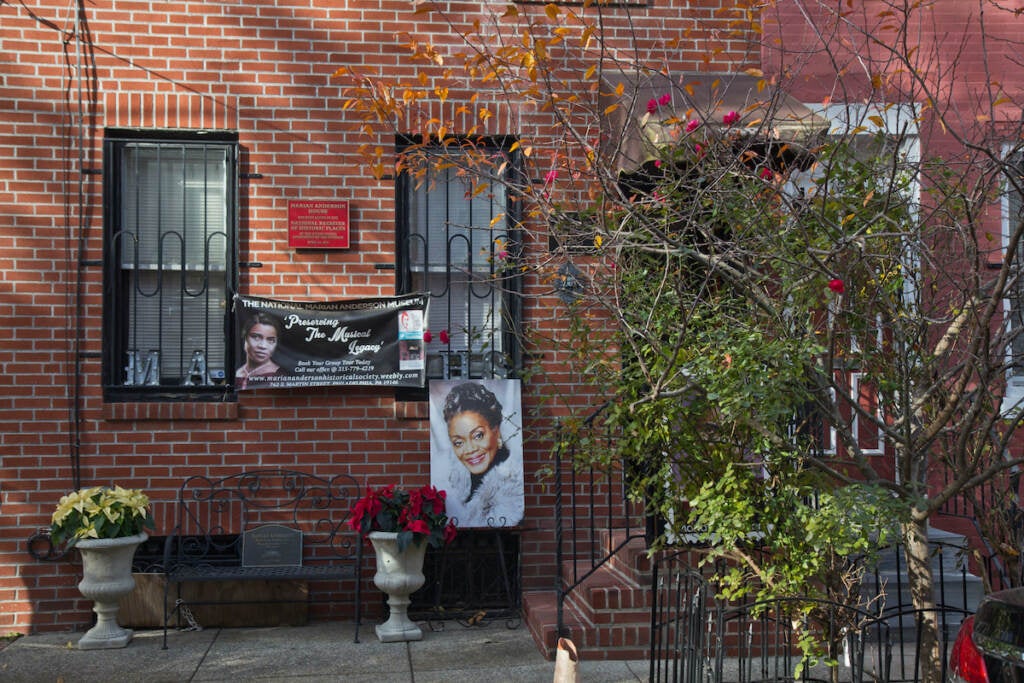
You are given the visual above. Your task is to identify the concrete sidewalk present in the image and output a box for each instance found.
[0,621,649,682]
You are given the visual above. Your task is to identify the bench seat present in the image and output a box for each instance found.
[168,563,357,581]
[162,469,364,649]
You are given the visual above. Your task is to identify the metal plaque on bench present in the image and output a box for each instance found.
[241,524,303,568]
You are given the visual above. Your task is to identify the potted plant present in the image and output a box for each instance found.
[349,484,456,642]
[50,485,155,649]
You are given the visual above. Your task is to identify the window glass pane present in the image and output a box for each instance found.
[120,145,228,271]
[126,271,228,383]
[408,160,508,272]
[413,271,502,354]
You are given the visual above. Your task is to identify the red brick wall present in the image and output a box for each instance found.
[0,0,757,634]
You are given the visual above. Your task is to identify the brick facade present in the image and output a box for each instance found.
[0,0,757,634]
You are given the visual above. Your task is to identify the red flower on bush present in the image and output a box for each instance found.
[423,330,432,343]
[828,278,845,294]
[648,93,672,114]
[348,484,456,551]
[723,110,740,126]
[439,329,450,344]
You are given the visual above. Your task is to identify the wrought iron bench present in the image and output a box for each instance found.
[162,469,364,649]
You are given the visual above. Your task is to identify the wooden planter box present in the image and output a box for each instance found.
[118,573,308,628]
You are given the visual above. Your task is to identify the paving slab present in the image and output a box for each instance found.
[414,660,647,683]
[0,627,217,683]
[409,623,544,671]
[194,622,411,681]
[409,624,646,683]
[0,620,646,683]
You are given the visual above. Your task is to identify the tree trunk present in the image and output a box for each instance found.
[901,516,942,683]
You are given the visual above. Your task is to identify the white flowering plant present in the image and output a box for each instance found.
[50,486,155,546]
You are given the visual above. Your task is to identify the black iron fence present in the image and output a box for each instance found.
[650,542,978,683]
[552,404,999,681]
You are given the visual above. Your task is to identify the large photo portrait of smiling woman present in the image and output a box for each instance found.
[429,379,524,528]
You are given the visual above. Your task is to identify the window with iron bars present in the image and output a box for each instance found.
[396,136,523,383]
[102,129,238,401]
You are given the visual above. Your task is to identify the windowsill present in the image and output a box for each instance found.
[103,401,239,421]
[1001,374,1024,416]
[1003,398,1024,417]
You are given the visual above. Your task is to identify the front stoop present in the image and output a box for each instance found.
[523,590,566,658]
[524,534,654,662]
[603,529,654,586]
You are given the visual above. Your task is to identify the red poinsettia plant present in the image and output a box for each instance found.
[348,483,457,551]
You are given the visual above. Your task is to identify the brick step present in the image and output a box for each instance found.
[523,588,652,662]
[597,529,653,586]
[561,560,653,625]
[523,590,571,659]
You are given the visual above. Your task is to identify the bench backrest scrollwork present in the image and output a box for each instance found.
[164,469,362,570]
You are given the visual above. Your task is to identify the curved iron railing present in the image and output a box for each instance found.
[554,402,649,637]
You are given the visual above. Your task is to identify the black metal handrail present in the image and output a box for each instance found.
[554,402,648,637]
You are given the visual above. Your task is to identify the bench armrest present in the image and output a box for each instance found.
[162,528,182,571]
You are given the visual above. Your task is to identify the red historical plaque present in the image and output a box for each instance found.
[287,200,350,249]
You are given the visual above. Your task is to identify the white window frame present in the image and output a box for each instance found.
[801,103,919,458]
[1002,148,1024,413]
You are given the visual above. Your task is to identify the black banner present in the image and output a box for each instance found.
[233,294,429,389]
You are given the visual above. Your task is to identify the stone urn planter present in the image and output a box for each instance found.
[368,531,427,642]
[75,532,148,650]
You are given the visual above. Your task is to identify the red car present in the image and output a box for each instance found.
[949,588,1024,682]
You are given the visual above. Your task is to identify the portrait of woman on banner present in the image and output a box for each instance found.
[235,311,287,389]
[429,379,524,528]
